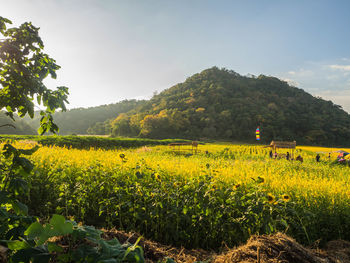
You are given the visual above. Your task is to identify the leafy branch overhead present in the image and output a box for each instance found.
[0,16,69,134]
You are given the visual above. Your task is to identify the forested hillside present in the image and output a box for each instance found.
[4,67,350,146]
[110,67,350,146]
[0,112,36,135]
[23,99,146,135]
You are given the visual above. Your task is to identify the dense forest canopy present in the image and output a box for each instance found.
[110,67,350,146]
[22,99,146,135]
[0,112,36,135]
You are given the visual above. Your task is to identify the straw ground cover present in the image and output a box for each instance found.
[11,141,350,250]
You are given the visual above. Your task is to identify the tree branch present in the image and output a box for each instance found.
[0,123,16,129]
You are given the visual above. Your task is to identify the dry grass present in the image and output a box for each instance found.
[213,232,350,263]
[101,230,350,263]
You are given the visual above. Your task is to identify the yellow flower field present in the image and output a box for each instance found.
[9,141,350,249]
[27,143,350,202]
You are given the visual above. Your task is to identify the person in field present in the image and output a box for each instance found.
[286,152,290,160]
[296,155,303,163]
[316,154,320,162]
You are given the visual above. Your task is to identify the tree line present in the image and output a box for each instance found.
[109,67,350,146]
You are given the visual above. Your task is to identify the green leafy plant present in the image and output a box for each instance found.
[0,142,145,262]
[5,214,145,263]
[0,142,37,242]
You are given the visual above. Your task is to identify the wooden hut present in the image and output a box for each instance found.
[269,141,296,150]
[267,141,297,159]
[168,141,198,154]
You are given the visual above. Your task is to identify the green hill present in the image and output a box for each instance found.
[6,67,350,146]
[23,99,146,135]
[110,67,350,146]
[0,112,36,135]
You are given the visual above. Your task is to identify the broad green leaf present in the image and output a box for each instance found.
[47,242,63,253]
[11,200,28,215]
[9,179,29,195]
[98,239,123,259]
[25,222,44,240]
[48,214,73,236]
[122,237,144,262]
[0,207,10,220]
[0,192,9,205]
[38,126,44,135]
[2,143,18,157]
[11,246,51,263]
[37,95,42,105]
[4,240,30,250]
[13,156,34,173]
[72,244,98,261]
[78,225,102,242]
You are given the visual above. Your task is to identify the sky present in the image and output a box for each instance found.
[1,0,350,112]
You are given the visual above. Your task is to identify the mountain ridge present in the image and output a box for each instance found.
[3,67,350,146]
[110,67,350,146]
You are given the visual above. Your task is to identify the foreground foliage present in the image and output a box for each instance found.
[0,16,68,135]
[0,142,145,262]
[11,214,144,263]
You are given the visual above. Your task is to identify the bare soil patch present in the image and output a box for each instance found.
[102,230,350,263]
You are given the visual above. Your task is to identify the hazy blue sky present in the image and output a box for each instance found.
[2,0,350,112]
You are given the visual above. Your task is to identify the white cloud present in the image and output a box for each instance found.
[281,78,299,86]
[329,64,350,71]
[287,68,314,77]
[279,60,350,113]
[326,75,340,80]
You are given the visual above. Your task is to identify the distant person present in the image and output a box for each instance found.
[316,154,320,162]
[273,152,278,159]
[269,150,273,158]
[296,155,303,163]
[286,152,290,160]
[328,153,331,161]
